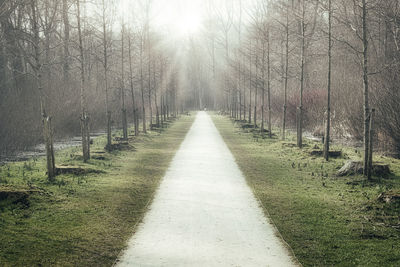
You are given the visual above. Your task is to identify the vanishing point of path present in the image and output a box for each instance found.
[116,112,297,267]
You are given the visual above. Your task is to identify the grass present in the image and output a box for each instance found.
[212,114,400,267]
[0,114,195,266]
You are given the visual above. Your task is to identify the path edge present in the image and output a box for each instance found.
[209,112,303,267]
[112,113,198,266]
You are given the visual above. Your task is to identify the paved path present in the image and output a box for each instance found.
[116,112,296,267]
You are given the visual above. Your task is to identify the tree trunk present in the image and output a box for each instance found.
[128,37,138,136]
[62,0,70,83]
[323,0,332,161]
[249,42,252,124]
[165,93,168,120]
[77,0,90,162]
[167,91,170,119]
[297,0,306,148]
[362,0,370,176]
[282,8,289,141]
[161,95,164,127]
[121,23,128,140]
[254,45,258,129]
[43,116,55,181]
[243,47,246,121]
[44,0,51,87]
[102,0,112,150]
[267,27,272,138]
[154,60,160,127]
[367,109,375,180]
[31,0,55,180]
[261,36,265,133]
[147,19,153,129]
[238,0,243,121]
[148,88,152,128]
[140,35,147,134]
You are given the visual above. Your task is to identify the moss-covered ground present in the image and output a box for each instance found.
[0,115,195,266]
[212,114,400,267]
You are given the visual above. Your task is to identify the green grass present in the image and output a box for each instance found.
[212,114,400,267]
[0,115,195,266]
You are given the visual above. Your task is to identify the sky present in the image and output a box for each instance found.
[116,0,260,38]
[154,0,205,36]
[117,0,205,37]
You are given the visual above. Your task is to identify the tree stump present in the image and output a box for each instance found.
[109,142,133,151]
[337,160,390,177]
[310,150,342,158]
[377,191,400,204]
[0,186,45,207]
[55,165,104,176]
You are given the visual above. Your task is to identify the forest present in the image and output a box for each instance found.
[1,0,400,266]
[1,0,400,170]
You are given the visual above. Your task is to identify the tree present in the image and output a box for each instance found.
[101,0,112,150]
[282,1,290,140]
[323,0,332,161]
[140,29,147,133]
[295,0,319,148]
[146,2,153,129]
[361,0,371,177]
[30,0,56,180]
[62,0,70,83]
[128,33,139,136]
[76,0,90,162]
[297,0,306,148]
[266,25,272,138]
[248,39,253,124]
[120,21,128,140]
[254,37,258,129]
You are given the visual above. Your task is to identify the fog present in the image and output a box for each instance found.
[2,0,400,160]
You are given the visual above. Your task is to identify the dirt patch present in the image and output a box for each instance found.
[234,120,248,123]
[309,150,342,158]
[282,142,297,148]
[0,190,29,207]
[92,151,106,154]
[55,165,105,176]
[109,142,134,151]
[241,124,257,129]
[92,155,107,161]
[360,231,388,240]
[0,186,46,208]
[114,137,130,142]
[378,191,400,204]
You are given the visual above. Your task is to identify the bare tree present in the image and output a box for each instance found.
[76,0,90,162]
[254,37,258,128]
[282,2,290,140]
[266,25,272,138]
[128,33,139,136]
[248,39,253,124]
[146,2,153,129]
[121,21,128,140]
[297,0,306,148]
[323,0,332,160]
[154,55,162,128]
[101,0,112,150]
[62,0,70,83]
[140,30,147,133]
[30,0,56,180]
[361,0,371,177]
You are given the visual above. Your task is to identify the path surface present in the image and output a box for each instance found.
[116,112,296,267]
